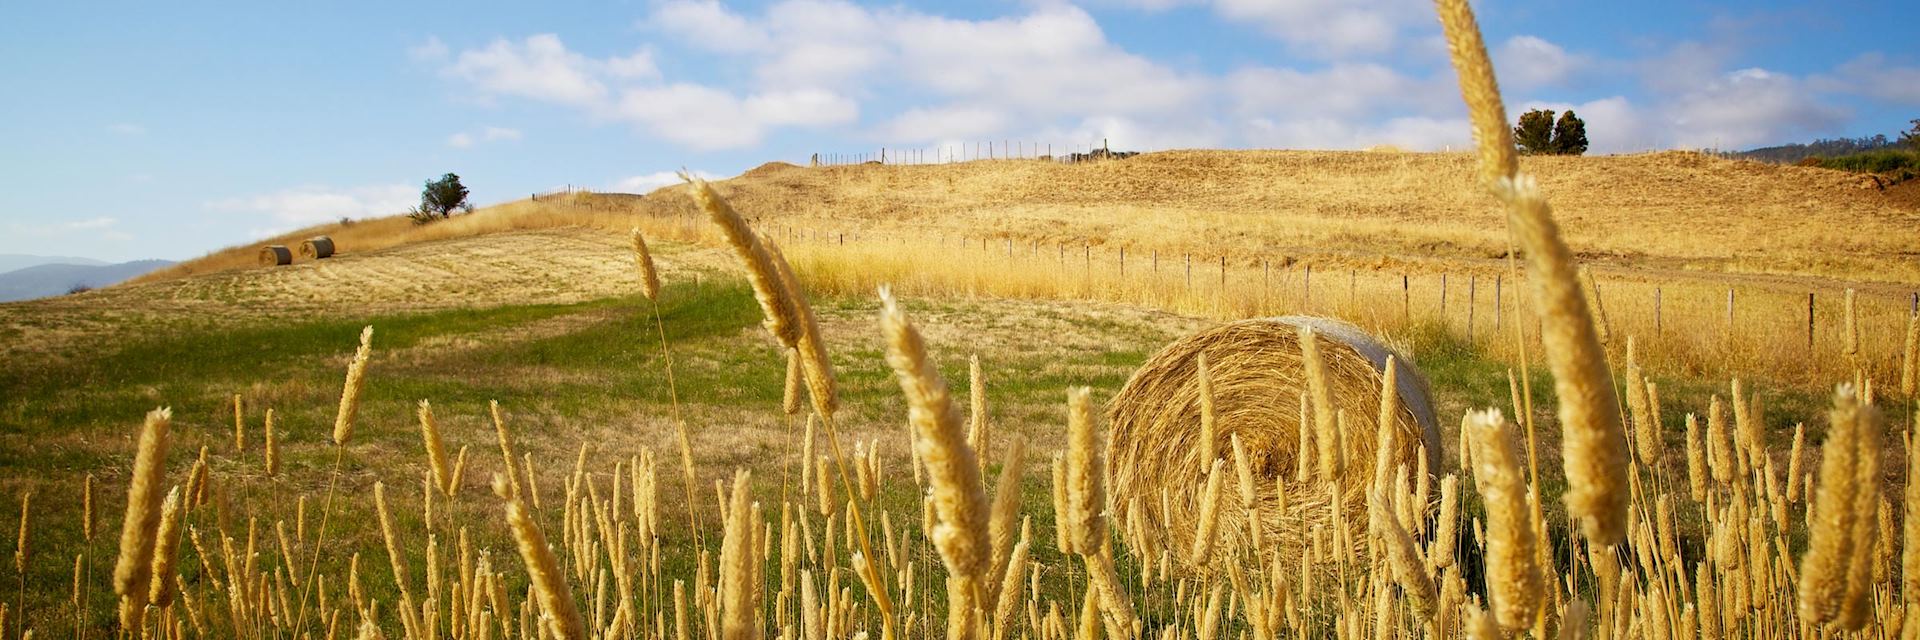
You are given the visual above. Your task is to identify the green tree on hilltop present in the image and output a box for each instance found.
[1552,110,1589,156]
[1514,109,1556,155]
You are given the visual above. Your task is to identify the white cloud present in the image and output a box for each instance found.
[6,217,132,242]
[1815,53,1920,104]
[1228,63,1450,119]
[108,123,145,135]
[409,36,449,62]
[1211,0,1428,57]
[610,170,717,193]
[647,1,767,54]
[1243,115,1469,151]
[447,126,523,149]
[1664,68,1847,150]
[208,184,416,232]
[1495,36,1584,88]
[448,34,608,106]
[878,106,1008,143]
[607,49,661,80]
[615,84,858,150]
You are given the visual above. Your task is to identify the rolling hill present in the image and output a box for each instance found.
[128,149,1920,290]
[0,258,173,302]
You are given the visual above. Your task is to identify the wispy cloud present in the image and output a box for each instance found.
[207,184,415,234]
[108,123,145,135]
[6,216,133,242]
[447,126,524,149]
[610,170,716,194]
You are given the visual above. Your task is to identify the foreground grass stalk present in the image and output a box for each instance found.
[292,326,373,637]
[1436,0,1628,547]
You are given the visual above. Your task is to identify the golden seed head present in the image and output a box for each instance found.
[333,326,375,446]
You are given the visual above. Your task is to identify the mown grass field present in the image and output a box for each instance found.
[0,226,1858,635]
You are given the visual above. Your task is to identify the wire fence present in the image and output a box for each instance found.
[808,139,1138,166]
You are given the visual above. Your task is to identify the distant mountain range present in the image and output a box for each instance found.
[0,258,175,303]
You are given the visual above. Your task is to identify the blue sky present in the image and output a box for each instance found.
[1,0,1914,262]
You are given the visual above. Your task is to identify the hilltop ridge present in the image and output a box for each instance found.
[130,149,1920,288]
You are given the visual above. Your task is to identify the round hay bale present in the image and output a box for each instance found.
[299,236,336,259]
[1106,316,1439,569]
[258,245,292,266]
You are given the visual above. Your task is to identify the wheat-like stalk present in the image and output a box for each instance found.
[419,401,453,495]
[879,286,989,639]
[688,177,801,347]
[631,227,662,302]
[1463,409,1543,632]
[1786,423,1807,503]
[112,408,171,628]
[985,438,1026,613]
[718,470,760,640]
[1190,459,1226,566]
[1438,0,1627,546]
[1901,313,1916,398]
[1298,325,1342,482]
[146,488,182,607]
[969,355,991,460]
[505,489,587,640]
[1799,385,1876,626]
[1064,388,1104,551]
[333,326,374,446]
[1685,414,1707,501]
[783,349,803,416]
[766,240,838,420]
[12,491,26,577]
[82,474,95,543]
[1370,490,1436,620]
[264,408,280,477]
[233,393,245,452]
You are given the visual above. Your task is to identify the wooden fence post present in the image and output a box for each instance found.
[1493,274,1501,334]
[1185,254,1192,290]
[1440,273,1448,314]
[1119,247,1125,277]
[1726,288,1736,334]
[1220,255,1227,292]
[1303,265,1312,312]
[1655,287,1663,336]
[1468,275,1478,342]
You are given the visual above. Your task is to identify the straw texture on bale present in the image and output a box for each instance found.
[258,245,292,266]
[300,236,336,259]
[1106,316,1438,567]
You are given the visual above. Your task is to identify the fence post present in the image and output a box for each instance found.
[1655,287,1663,336]
[1468,275,1478,342]
[1220,256,1227,292]
[1119,247,1125,277]
[1440,273,1448,315]
[1726,288,1736,334]
[1006,238,1012,258]
[1493,274,1502,334]
[1402,275,1410,323]
[1303,265,1312,312]
[1152,250,1158,274]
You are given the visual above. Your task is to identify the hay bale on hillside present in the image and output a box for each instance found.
[299,236,335,259]
[258,245,292,266]
[1106,316,1439,569]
